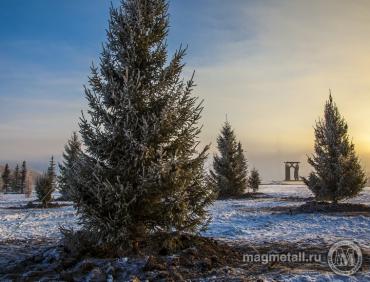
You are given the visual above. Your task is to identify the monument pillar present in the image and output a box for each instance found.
[284,161,300,182]
[285,163,291,181]
[294,163,299,181]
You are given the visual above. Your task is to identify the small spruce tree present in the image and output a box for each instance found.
[209,121,248,198]
[248,168,261,193]
[58,132,82,200]
[36,156,56,207]
[2,164,11,193]
[71,0,213,247]
[303,93,367,203]
[20,161,27,194]
[35,173,52,208]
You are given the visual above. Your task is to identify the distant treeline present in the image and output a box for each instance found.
[1,161,32,195]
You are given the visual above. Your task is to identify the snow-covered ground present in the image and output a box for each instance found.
[205,185,370,246]
[0,186,369,280]
[0,193,76,240]
[1,186,369,243]
[258,184,314,198]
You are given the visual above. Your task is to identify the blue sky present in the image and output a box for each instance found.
[0,0,254,167]
[1,1,370,180]
[0,0,252,118]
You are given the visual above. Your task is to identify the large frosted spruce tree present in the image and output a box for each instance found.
[71,0,212,246]
[304,94,367,203]
[209,121,248,198]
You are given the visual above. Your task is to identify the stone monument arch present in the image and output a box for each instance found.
[284,161,300,181]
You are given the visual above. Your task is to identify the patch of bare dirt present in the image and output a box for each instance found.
[4,201,72,210]
[240,201,370,216]
[291,202,370,216]
[278,196,314,202]
[218,193,272,200]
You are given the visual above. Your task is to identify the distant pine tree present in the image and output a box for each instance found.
[1,164,11,193]
[12,164,20,193]
[248,168,261,193]
[209,121,248,198]
[36,156,56,207]
[70,0,213,247]
[48,156,56,188]
[303,93,367,203]
[20,161,27,194]
[58,132,82,200]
